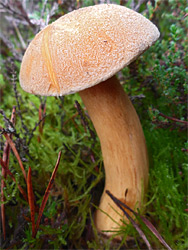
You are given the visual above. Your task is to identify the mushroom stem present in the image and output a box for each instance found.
[79,75,149,234]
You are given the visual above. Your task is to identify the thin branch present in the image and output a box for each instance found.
[134,0,148,12]
[153,109,188,125]
[0,108,16,133]
[12,20,27,50]
[0,0,35,28]
[75,100,96,140]
[0,32,22,62]
[27,115,46,145]
[12,75,30,136]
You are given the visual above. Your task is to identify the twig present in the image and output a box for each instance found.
[27,115,46,145]
[148,0,161,20]
[34,151,62,237]
[181,148,188,152]
[0,109,16,133]
[74,100,96,140]
[153,109,188,125]
[134,0,148,12]
[12,73,30,136]
[152,121,186,130]
[62,108,87,133]
[12,20,27,50]
[40,0,48,19]
[0,32,22,62]
[0,0,35,29]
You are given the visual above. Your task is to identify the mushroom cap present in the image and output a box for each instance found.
[19,4,160,96]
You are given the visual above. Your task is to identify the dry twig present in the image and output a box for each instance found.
[154,109,188,125]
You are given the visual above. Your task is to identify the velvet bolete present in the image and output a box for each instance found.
[19,4,160,234]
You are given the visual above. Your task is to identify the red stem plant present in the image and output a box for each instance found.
[1,106,16,240]
[0,105,61,241]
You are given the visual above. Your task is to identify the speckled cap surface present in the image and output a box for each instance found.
[19,4,160,96]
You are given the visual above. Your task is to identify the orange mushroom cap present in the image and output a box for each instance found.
[19,4,159,96]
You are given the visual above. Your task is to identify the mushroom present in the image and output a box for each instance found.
[19,4,160,234]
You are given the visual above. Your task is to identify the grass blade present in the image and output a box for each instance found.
[140,216,172,250]
[38,103,46,142]
[27,167,36,237]
[34,151,62,237]
[106,190,152,250]
[106,190,172,250]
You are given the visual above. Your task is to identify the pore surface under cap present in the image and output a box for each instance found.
[19,4,160,96]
